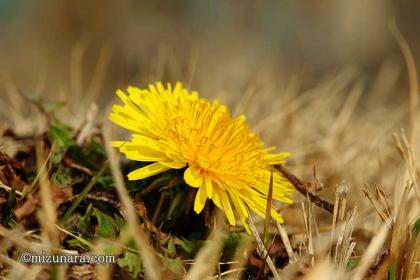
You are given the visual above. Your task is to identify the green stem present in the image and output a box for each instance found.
[260,171,274,279]
[60,160,109,224]
[2,187,16,225]
[263,171,274,249]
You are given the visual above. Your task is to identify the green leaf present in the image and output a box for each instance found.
[89,141,107,157]
[60,160,109,224]
[224,232,244,248]
[76,203,93,232]
[224,232,245,258]
[67,146,99,170]
[117,241,142,279]
[167,239,177,257]
[51,171,73,187]
[114,214,126,231]
[97,175,115,189]
[166,191,186,220]
[66,238,91,251]
[49,121,74,148]
[1,187,16,225]
[174,237,204,256]
[346,258,359,270]
[175,237,194,254]
[49,121,75,163]
[388,259,397,280]
[92,208,118,239]
[102,245,119,256]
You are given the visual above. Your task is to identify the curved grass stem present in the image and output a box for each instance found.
[59,160,109,224]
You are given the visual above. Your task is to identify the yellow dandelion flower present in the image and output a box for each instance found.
[109,81,294,232]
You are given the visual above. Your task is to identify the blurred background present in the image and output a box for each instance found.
[0,0,419,226]
[0,0,417,102]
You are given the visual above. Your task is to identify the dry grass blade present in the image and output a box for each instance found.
[55,224,95,250]
[224,235,253,280]
[343,242,357,270]
[362,184,393,224]
[389,20,419,145]
[34,140,66,279]
[185,211,226,280]
[338,208,358,269]
[328,81,363,138]
[330,184,348,255]
[302,259,344,280]
[248,210,281,280]
[2,74,24,117]
[76,103,98,145]
[301,200,314,266]
[0,181,24,197]
[35,140,58,246]
[103,124,162,280]
[387,183,415,280]
[0,253,28,277]
[86,44,111,103]
[405,236,420,279]
[94,241,113,280]
[351,219,391,280]
[0,226,44,253]
[393,133,420,204]
[276,222,297,263]
[22,141,56,197]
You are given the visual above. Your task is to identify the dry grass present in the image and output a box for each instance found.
[0,13,420,279]
[0,63,419,279]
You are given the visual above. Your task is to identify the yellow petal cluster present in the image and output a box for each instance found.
[109,82,294,232]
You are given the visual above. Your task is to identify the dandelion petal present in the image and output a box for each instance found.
[205,176,213,198]
[184,166,203,188]
[194,186,207,214]
[127,162,171,180]
[220,189,236,226]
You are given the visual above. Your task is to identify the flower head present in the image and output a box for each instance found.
[109,82,294,232]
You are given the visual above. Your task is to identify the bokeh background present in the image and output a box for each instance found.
[0,0,417,101]
[0,0,419,228]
